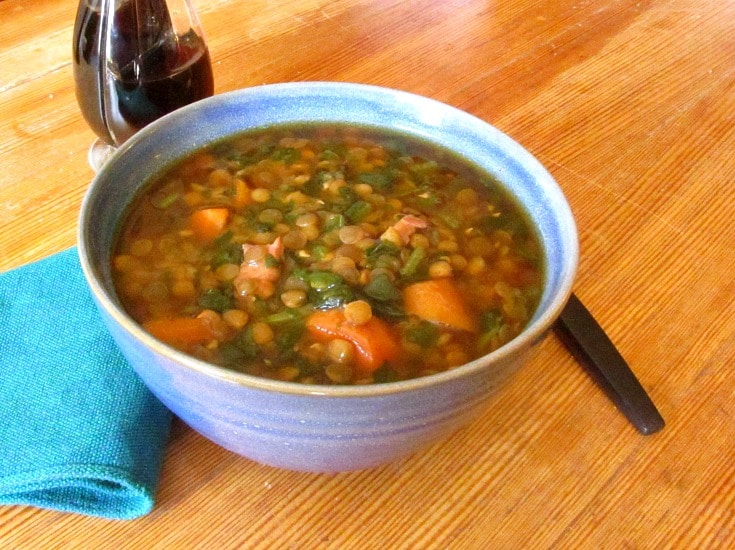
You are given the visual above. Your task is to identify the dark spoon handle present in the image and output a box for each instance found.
[554,293,665,435]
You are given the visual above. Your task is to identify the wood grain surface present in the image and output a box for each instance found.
[1,0,734,547]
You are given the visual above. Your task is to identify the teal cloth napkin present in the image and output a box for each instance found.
[0,248,172,520]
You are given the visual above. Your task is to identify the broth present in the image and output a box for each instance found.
[112,124,544,384]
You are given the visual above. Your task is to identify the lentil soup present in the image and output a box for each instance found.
[112,124,544,385]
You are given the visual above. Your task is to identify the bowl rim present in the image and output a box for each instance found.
[78,81,578,398]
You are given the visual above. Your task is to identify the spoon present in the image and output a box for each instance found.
[554,293,665,435]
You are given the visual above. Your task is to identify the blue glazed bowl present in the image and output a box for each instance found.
[78,82,578,472]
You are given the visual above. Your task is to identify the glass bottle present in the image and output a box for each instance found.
[73,0,214,169]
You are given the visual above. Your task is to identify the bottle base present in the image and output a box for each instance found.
[88,139,116,172]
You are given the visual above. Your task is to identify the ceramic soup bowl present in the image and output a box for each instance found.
[78,82,578,472]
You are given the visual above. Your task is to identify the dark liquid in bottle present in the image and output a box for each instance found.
[107,32,213,144]
[73,1,214,146]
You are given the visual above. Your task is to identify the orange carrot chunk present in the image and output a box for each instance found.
[403,278,477,332]
[232,178,252,208]
[306,309,401,375]
[143,316,216,347]
[189,207,229,242]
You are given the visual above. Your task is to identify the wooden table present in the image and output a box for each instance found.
[2,0,734,547]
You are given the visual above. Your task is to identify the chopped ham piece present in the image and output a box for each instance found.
[234,237,284,298]
[380,214,428,245]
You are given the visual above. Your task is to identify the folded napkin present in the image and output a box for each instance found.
[0,248,172,520]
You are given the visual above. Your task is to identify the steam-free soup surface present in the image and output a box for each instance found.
[113,124,543,385]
